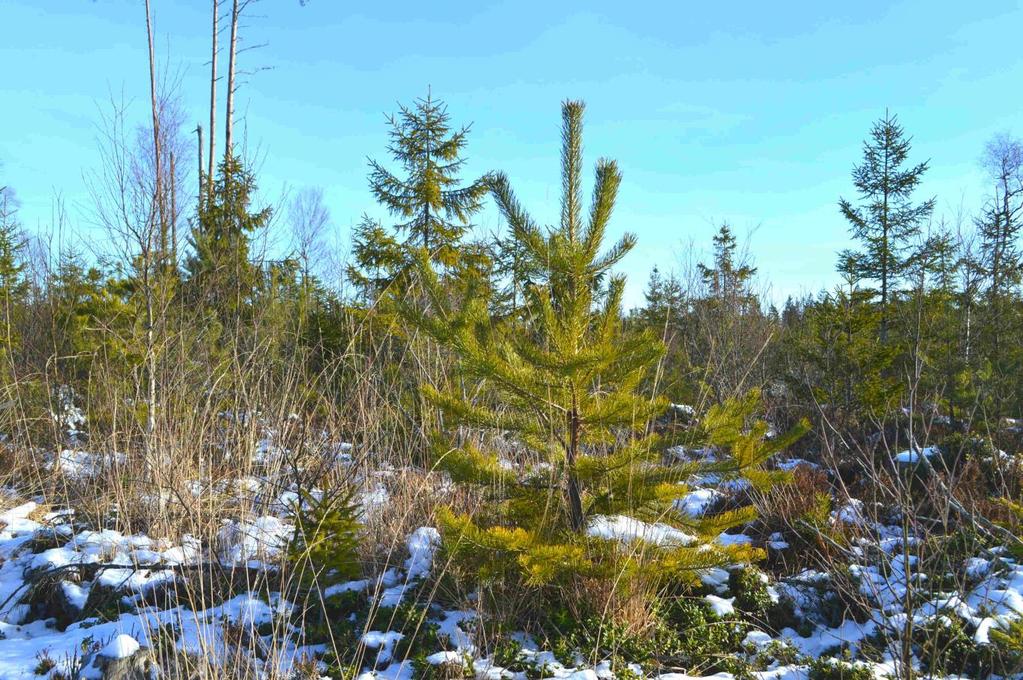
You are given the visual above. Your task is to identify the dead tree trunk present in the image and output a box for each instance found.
[196,124,204,204]
[143,0,160,442]
[224,0,239,161]
[208,0,219,196]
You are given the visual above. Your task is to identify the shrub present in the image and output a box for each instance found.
[807,656,873,680]
[660,598,750,673]
[915,614,997,677]
[729,567,773,619]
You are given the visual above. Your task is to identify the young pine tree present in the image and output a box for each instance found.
[399,100,803,605]
[839,112,935,343]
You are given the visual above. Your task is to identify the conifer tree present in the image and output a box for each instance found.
[690,224,770,402]
[977,134,1023,306]
[362,92,491,275]
[0,187,27,389]
[697,224,756,310]
[345,216,405,303]
[399,101,803,599]
[187,154,272,323]
[790,261,900,425]
[839,112,935,342]
[637,266,690,399]
[640,265,684,331]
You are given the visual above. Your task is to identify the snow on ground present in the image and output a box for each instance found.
[675,488,723,518]
[893,447,938,464]
[587,515,697,547]
[4,421,1023,679]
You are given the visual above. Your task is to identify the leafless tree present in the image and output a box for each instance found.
[288,186,331,287]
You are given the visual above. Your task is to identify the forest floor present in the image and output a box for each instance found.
[1,431,1021,680]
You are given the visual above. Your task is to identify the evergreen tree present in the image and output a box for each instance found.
[187,154,272,323]
[345,215,405,303]
[903,228,963,424]
[697,224,756,310]
[977,134,1023,305]
[636,266,690,400]
[362,92,491,275]
[640,265,684,331]
[789,263,900,426]
[0,187,28,364]
[839,112,935,342]
[398,100,802,603]
[689,224,771,402]
[489,227,543,316]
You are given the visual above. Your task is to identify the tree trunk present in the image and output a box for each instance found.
[143,0,160,442]
[196,124,204,204]
[144,0,162,260]
[169,151,177,268]
[566,398,584,533]
[208,0,218,196]
[224,0,239,162]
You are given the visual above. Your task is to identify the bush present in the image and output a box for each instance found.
[661,598,750,673]
[807,656,873,680]
[915,614,998,677]
[729,567,773,619]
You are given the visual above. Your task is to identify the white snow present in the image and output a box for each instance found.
[674,488,723,518]
[404,527,440,580]
[704,594,735,616]
[98,633,140,659]
[587,515,696,547]
[832,498,867,525]
[362,630,405,665]
[894,447,937,464]
[217,515,293,564]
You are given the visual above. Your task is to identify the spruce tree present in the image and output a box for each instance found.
[345,215,405,303]
[839,112,935,342]
[637,266,689,399]
[187,154,272,323]
[640,265,684,329]
[399,100,803,600]
[697,224,756,309]
[690,224,770,402]
[0,188,27,356]
[364,92,491,273]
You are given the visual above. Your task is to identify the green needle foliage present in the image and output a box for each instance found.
[398,100,806,607]
[368,90,489,255]
[187,154,272,325]
[289,487,362,586]
[838,111,934,343]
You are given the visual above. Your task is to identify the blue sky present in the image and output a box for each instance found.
[2,0,1022,307]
